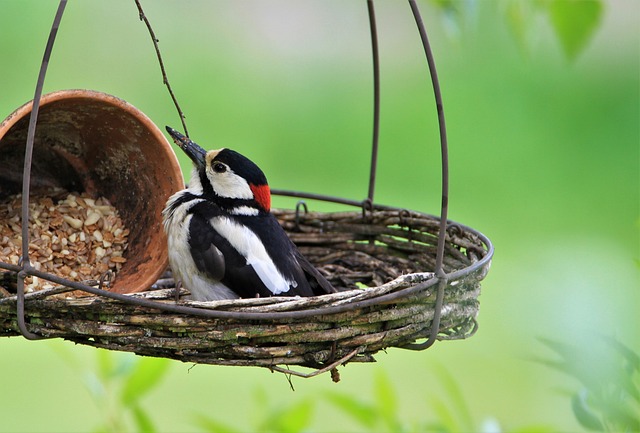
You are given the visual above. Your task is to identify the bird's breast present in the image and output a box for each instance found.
[162,194,204,284]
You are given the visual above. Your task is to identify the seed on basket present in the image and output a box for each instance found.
[0,189,129,293]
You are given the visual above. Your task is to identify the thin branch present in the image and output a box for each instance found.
[267,347,363,380]
[134,0,189,137]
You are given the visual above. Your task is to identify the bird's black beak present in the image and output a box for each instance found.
[166,126,206,170]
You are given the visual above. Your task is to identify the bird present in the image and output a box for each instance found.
[162,126,337,301]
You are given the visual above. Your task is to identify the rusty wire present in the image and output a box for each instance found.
[366,0,381,204]
[404,0,451,351]
[1,0,469,351]
[16,0,68,340]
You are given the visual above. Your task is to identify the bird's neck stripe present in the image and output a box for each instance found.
[250,184,271,212]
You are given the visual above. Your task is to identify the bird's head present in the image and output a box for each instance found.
[166,126,271,213]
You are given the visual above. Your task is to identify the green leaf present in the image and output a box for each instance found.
[120,357,171,405]
[193,415,243,433]
[604,337,640,376]
[112,352,138,379]
[96,349,115,381]
[422,421,450,433]
[50,341,82,371]
[509,424,559,433]
[546,0,604,60]
[537,336,640,432]
[429,396,459,433]
[324,392,378,428]
[251,387,269,428]
[429,0,461,25]
[505,0,532,53]
[537,338,605,392]
[571,390,604,431]
[610,406,640,432]
[83,372,107,400]
[259,399,314,433]
[282,400,314,433]
[374,370,401,431]
[433,365,474,431]
[130,404,157,433]
[90,424,111,433]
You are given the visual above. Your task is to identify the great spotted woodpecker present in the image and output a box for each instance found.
[162,126,337,301]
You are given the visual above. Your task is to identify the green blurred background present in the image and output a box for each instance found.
[1,1,637,432]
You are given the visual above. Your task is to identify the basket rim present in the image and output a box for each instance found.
[1,206,493,321]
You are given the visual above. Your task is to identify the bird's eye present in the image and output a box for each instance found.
[212,162,227,173]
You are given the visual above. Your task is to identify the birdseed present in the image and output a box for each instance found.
[0,189,129,292]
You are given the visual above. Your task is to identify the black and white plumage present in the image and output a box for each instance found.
[162,126,337,301]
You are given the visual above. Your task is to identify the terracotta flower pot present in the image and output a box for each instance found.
[0,89,184,293]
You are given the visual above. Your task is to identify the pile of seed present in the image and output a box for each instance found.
[0,189,129,292]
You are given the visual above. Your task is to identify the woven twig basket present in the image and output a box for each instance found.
[0,208,491,375]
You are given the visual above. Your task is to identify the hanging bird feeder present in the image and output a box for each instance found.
[0,1,493,380]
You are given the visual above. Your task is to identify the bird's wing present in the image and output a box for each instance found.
[240,214,337,296]
[189,205,334,298]
[293,248,339,295]
[209,215,298,297]
[236,213,339,296]
[188,212,278,298]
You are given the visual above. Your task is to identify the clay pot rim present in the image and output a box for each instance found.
[0,89,185,294]
[2,89,179,166]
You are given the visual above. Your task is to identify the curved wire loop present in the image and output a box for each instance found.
[293,200,308,232]
[402,0,451,350]
[15,0,68,340]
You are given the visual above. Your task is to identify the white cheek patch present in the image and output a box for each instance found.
[208,169,254,200]
[211,216,294,294]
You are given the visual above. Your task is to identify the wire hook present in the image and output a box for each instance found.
[294,200,308,232]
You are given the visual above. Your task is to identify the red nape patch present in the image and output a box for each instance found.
[250,184,271,211]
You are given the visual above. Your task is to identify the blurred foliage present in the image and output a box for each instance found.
[195,387,315,433]
[430,0,604,60]
[324,371,407,432]
[545,0,603,60]
[324,369,557,433]
[59,349,171,433]
[71,343,637,433]
[431,0,604,60]
[91,352,170,433]
[537,337,640,432]
[76,356,559,433]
